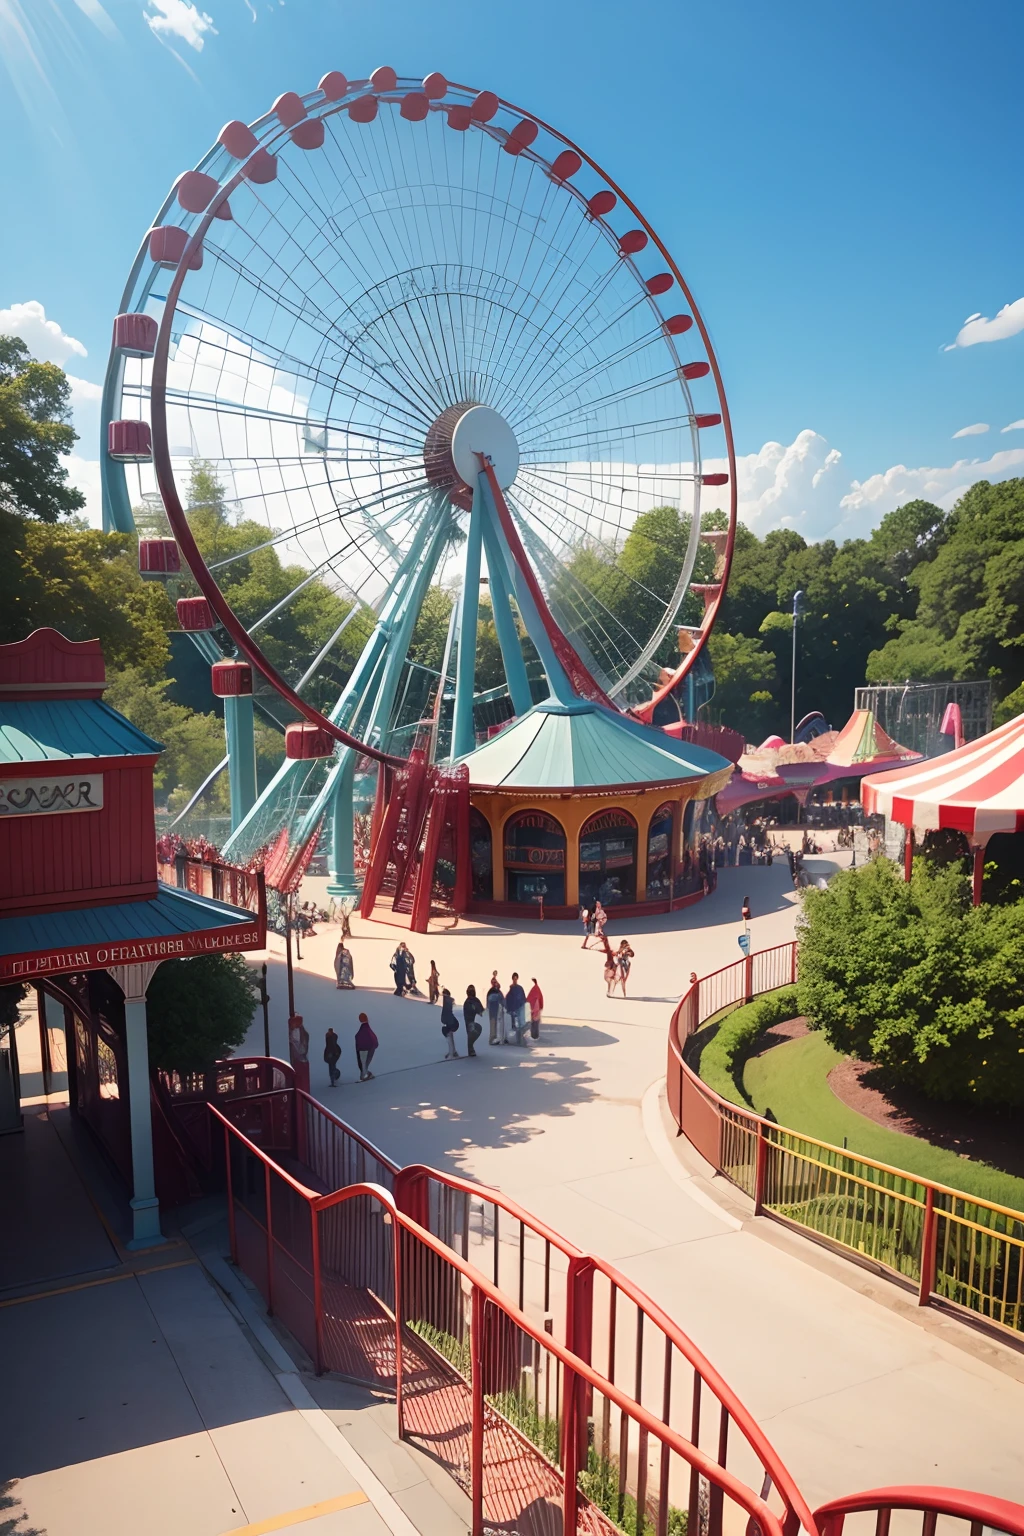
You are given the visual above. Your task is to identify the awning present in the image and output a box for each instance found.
[0,881,265,983]
[862,712,1024,847]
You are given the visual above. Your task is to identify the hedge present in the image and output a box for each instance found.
[698,986,800,1105]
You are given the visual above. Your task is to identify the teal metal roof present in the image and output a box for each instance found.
[0,698,160,764]
[455,700,732,791]
[0,883,253,959]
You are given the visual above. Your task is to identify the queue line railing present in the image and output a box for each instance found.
[667,943,1024,1339]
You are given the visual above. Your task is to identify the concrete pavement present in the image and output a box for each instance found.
[238,859,1024,1509]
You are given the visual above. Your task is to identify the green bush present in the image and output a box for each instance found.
[699,987,799,1104]
[797,857,1024,1107]
[145,953,258,1071]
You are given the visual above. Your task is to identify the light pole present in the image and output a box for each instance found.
[790,589,805,744]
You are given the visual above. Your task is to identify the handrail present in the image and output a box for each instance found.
[668,945,1024,1223]
[813,1487,1024,1536]
[398,1160,585,1260]
[211,1100,788,1536]
[296,1087,399,1177]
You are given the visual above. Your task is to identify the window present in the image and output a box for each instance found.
[646,802,675,901]
[503,809,566,906]
[470,807,493,900]
[579,808,637,907]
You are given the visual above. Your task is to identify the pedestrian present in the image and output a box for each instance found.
[334,940,354,990]
[593,899,607,943]
[580,906,591,949]
[505,972,527,1046]
[354,1013,378,1080]
[527,978,543,1039]
[603,944,618,996]
[463,984,484,1057]
[486,973,504,1045]
[323,1027,342,1088]
[428,960,440,1005]
[405,947,419,995]
[440,989,461,1059]
[390,942,409,996]
[614,941,634,998]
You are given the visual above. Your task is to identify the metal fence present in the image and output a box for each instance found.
[667,944,1024,1339]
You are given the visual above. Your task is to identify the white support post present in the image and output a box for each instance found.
[109,961,166,1250]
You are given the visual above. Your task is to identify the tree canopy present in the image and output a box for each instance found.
[146,952,258,1069]
[0,335,84,521]
[796,857,1024,1107]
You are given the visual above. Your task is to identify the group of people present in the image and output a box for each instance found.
[579,900,607,947]
[323,1013,378,1085]
[436,970,543,1058]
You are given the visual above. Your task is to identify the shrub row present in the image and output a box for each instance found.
[698,986,800,1105]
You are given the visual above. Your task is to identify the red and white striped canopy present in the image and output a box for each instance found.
[862,712,1024,847]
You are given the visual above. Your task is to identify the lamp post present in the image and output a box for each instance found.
[258,962,270,1058]
[790,590,805,744]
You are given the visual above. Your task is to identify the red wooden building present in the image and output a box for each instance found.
[0,629,265,1246]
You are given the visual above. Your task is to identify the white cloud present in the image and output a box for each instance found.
[1002,420,1024,433]
[944,297,1024,350]
[841,447,1024,526]
[144,0,217,50]
[952,422,989,438]
[64,455,103,527]
[0,299,86,364]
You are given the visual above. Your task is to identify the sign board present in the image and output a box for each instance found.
[0,773,103,817]
[737,931,750,955]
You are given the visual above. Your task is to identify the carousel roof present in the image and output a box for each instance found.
[454,698,733,794]
[862,711,1024,845]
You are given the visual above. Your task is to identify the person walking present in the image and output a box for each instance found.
[614,941,634,998]
[463,985,484,1057]
[603,941,618,997]
[505,973,527,1046]
[405,947,419,995]
[593,900,607,944]
[527,978,544,1039]
[334,940,355,989]
[486,973,504,1045]
[579,906,591,949]
[354,1013,378,1080]
[440,989,461,1058]
[323,1027,342,1088]
[390,943,409,996]
[427,960,441,1005]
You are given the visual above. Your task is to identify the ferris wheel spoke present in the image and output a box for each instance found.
[156,386,427,457]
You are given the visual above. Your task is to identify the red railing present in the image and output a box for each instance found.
[667,945,1024,1340]
[211,1065,1024,1536]
[813,1487,1024,1536]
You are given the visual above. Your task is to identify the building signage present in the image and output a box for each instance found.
[0,925,263,982]
[0,773,104,817]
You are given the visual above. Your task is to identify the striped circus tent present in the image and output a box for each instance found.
[862,711,1024,845]
[862,712,1024,902]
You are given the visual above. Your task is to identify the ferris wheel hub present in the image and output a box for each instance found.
[423,402,519,510]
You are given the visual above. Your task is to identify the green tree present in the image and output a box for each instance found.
[145,953,258,1070]
[705,630,777,739]
[0,335,84,521]
[103,667,226,806]
[0,513,174,673]
[797,857,1024,1106]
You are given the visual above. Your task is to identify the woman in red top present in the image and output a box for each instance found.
[527,979,544,1038]
[354,1013,378,1081]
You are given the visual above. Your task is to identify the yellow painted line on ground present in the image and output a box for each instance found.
[221,1490,370,1535]
[0,1258,196,1309]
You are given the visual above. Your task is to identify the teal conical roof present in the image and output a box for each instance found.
[454,699,733,793]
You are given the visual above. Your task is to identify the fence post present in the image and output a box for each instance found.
[265,1162,275,1315]
[394,1213,405,1443]
[918,1184,937,1307]
[394,1166,431,1230]
[754,1123,768,1216]
[561,1364,582,1536]
[744,953,753,1003]
[310,1198,324,1374]
[224,1122,237,1263]
[296,1087,307,1167]
[470,1285,484,1536]
[790,941,797,986]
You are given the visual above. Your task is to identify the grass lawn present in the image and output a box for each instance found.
[742,1031,1024,1213]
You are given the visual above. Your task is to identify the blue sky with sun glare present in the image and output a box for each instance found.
[0,0,1021,540]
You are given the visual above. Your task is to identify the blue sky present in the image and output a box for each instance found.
[1,0,1021,540]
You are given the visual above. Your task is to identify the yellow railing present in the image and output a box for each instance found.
[667,943,1024,1340]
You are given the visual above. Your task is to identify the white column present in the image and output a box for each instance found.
[108,961,165,1250]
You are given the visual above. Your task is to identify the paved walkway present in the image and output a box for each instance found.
[1,1030,466,1536]
[241,859,1024,1510]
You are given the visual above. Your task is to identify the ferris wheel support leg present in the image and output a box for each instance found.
[452,484,484,759]
[480,505,533,718]
[327,752,360,898]
[224,693,258,833]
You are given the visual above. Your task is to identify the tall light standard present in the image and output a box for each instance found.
[790,590,805,744]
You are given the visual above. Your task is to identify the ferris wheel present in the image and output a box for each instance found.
[102,67,736,885]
